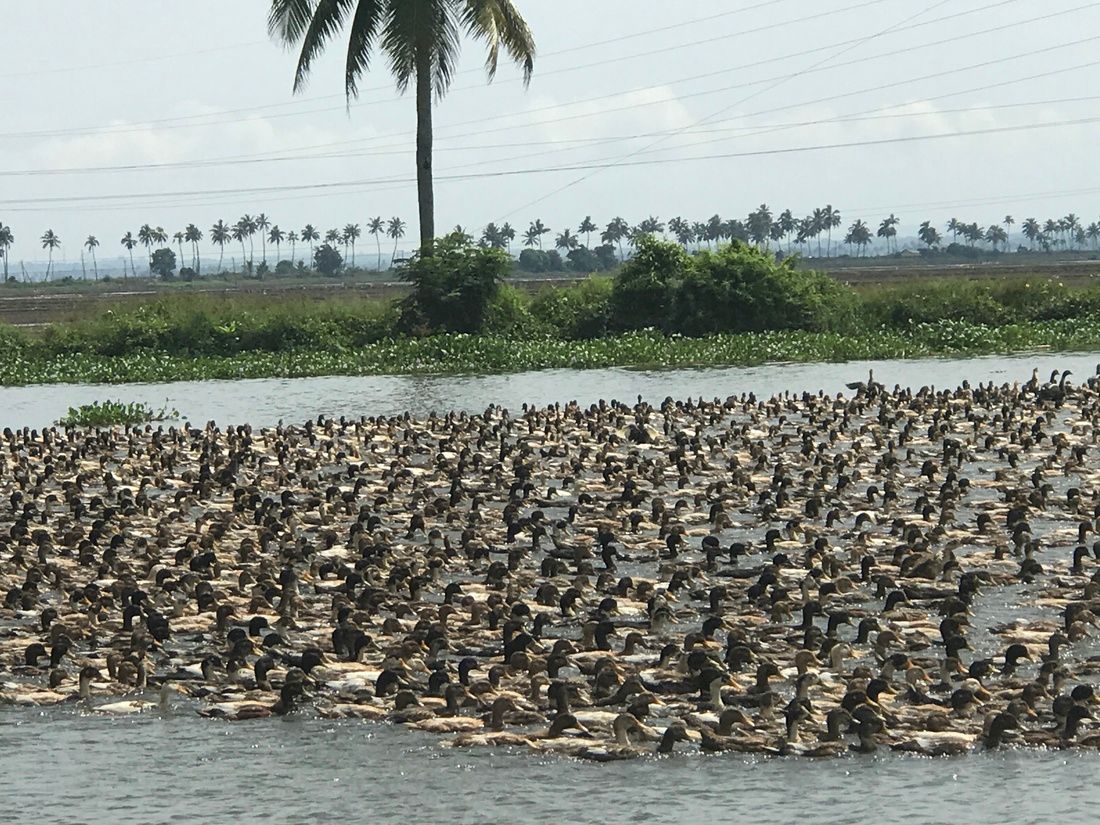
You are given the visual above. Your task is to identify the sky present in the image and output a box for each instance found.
[2,0,1099,271]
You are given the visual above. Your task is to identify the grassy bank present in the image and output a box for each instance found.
[4,320,1100,385]
[5,236,1100,385]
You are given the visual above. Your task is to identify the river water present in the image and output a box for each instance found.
[3,352,1100,824]
[3,350,1100,428]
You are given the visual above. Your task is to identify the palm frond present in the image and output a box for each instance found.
[461,0,535,85]
[268,0,319,44]
[344,0,387,100]
[289,0,357,93]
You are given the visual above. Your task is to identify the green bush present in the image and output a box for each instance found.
[609,235,688,331]
[398,232,509,334]
[530,277,613,338]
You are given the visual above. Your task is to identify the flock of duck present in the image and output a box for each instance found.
[3,366,1100,761]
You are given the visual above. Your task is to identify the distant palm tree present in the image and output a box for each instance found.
[343,223,361,267]
[876,214,899,254]
[668,217,693,248]
[387,216,406,265]
[210,220,231,272]
[153,226,168,250]
[269,225,285,264]
[1003,215,1015,251]
[918,220,941,249]
[301,224,319,265]
[1087,222,1100,250]
[255,213,271,265]
[40,229,61,280]
[138,224,155,274]
[1021,218,1041,250]
[0,223,14,281]
[269,0,536,254]
[367,217,384,270]
[325,228,341,250]
[526,219,549,249]
[84,235,99,280]
[602,217,630,260]
[287,230,299,265]
[822,205,841,257]
[810,208,825,256]
[501,222,516,255]
[232,221,249,269]
[239,214,257,266]
[555,228,579,253]
[946,217,960,246]
[578,215,597,248]
[481,222,506,249]
[185,224,203,273]
[173,231,186,270]
[120,231,137,279]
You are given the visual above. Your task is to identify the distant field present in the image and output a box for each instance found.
[3,256,1100,327]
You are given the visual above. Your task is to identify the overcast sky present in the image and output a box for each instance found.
[2,0,1099,267]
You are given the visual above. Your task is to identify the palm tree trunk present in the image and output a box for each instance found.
[218,245,225,272]
[92,250,98,281]
[392,237,399,266]
[375,237,382,271]
[127,250,133,279]
[415,47,435,255]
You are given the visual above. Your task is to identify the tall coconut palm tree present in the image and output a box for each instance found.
[138,224,155,274]
[325,228,341,252]
[668,217,692,248]
[239,214,257,266]
[301,224,319,265]
[1003,215,1015,251]
[343,223,361,267]
[1021,218,1040,250]
[0,223,14,281]
[367,217,384,270]
[153,226,168,251]
[387,216,406,265]
[269,0,536,254]
[40,230,60,280]
[232,221,249,269]
[255,213,271,265]
[603,217,630,260]
[210,220,230,273]
[287,230,299,265]
[578,215,597,249]
[526,219,549,249]
[480,222,505,249]
[120,231,137,279]
[185,224,203,273]
[84,235,99,280]
[173,231,186,270]
[810,208,825,256]
[500,222,516,255]
[822,205,841,257]
[269,225,285,265]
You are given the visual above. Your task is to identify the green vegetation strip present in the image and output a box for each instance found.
[56,400,179,427]
[4,320,1099,386]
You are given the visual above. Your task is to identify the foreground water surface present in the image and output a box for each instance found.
[1,711,1095,825]
[4,352,1100,824]
[3,350,1099,428]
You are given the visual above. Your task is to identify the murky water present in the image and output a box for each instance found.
[4,352,1100,824]
[1,710,1096,825]
[3,351,1099,428]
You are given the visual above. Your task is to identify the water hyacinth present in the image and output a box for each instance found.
[3,320,1100,386]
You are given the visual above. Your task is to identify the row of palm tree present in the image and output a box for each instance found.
[9,209,1100,281]
[0,216,412,279]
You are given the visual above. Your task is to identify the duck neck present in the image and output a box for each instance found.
[656,729,678,754]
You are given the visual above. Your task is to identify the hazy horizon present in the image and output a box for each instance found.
[2,0,1099,266]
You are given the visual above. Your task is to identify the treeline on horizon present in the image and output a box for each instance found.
[5,233,1100,365]
[1,207,1098,283]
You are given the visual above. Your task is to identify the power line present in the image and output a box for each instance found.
[0,0,1004,142]
[2,110,1096,211]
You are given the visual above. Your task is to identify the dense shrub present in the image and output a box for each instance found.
[609,235,689,331]
[517,249,565,273]
[398,232,509,334]
[530,277,613,339]
[314,243,343,276]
